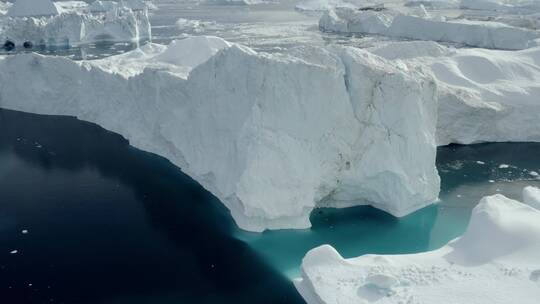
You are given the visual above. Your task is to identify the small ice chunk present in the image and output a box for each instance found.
[499,164,510,169]
[476,161,485,165]
[10,250,18,254]
[21,229,28,234]
[529,171,539,177]
[488,180,495,183]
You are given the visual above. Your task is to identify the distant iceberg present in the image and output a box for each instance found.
[295,187,540,304]
[0,0,151,48]
[320,6,540,50]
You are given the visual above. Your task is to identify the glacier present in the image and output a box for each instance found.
[0,36,440,232]
[294,187,540,304]
[0,0,151,47]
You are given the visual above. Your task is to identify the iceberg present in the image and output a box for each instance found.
[295,188,540,304]
[0,0,151,48]
[320,7,540,50]
[0,36,440,232]
[368,41,540,145]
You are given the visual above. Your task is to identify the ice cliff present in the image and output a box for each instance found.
[0,36,440,232]
[320,7,540,50]
[0,0,151,47]
[295,187,540,304]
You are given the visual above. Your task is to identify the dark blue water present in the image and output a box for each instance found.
[0,109,303,304]
[1,108,539,304]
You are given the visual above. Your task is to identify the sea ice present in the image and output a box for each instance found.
[0,36,440,232]
[295,189,540,304]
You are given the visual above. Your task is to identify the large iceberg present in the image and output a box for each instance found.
[0,36,440,232]
[368,41,540,145]
[0,0,151,47]
[295,188,540,304]
[320,7,540,50]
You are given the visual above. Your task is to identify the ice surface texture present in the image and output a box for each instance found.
[295,187,540,304]
[369,40,540,145]
[0,36,440,232]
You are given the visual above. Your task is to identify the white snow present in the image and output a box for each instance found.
[320,7,540,50]
[295,189,540,304]
[367,41,540,145]
[7,0,59,17]
[0,36,440,232]
[0,1,151,47]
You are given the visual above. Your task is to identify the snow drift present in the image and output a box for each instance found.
[320,7,540,50]
[0,36,440,232]
[295,188,540,304]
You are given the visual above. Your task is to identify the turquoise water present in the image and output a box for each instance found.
[1,108,539,304]
[239,144,540,278]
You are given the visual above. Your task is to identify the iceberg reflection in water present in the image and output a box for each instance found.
[0,108,539,303]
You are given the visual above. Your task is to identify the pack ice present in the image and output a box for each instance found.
[0,36,440,232]
[295,187,540,304]
[320,6,540,50]
[0,0,151,47]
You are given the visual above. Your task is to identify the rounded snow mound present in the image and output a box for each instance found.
[7,0,59,17]
[296,187,540,304]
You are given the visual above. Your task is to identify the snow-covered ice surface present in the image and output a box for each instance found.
[295,188,540,304]
[0,36,440,232]
[367,41,540,145]
[0,0,151,47]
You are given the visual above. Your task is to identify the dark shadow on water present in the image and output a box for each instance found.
[0,109,305,304]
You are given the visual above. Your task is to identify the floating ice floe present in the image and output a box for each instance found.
[320,6,540,50]
[295,187,540,304]
[0,0,151,48]
[523,186,540,209]
[0,36,440,232]
[367,40,540,145]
